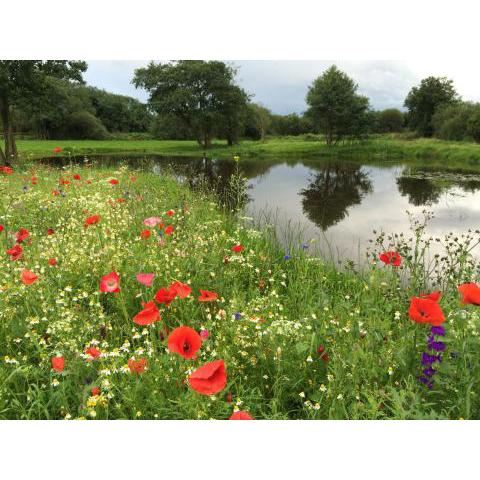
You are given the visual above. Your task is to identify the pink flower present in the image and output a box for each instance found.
[143,216,163,227]
[200,329,209,340]
[136,273,155,287]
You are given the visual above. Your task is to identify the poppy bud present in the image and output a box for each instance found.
[226,392,233,403]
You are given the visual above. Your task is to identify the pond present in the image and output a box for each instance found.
[41,154,480,264]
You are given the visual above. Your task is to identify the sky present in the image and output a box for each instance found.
[84,60,480,115]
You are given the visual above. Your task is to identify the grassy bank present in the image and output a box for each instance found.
[13,135,480,168]
[1,164,480,419]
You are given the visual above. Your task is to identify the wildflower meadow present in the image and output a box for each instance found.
[1,159,480,420]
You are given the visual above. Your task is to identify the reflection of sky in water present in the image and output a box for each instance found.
[246,162,480,262]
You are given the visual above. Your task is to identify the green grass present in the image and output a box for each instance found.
[1,164,480,419]
[13,135,480,169]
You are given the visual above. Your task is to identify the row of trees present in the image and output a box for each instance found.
[2,60,480,163]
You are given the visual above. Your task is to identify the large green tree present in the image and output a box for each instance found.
[404,76,459,137]
[0,60,87,163]
[133,61,249,149]
[305,65,371,145]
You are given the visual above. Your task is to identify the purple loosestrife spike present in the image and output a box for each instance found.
[431,326,445,336]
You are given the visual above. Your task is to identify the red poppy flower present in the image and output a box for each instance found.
[229,411,254,420]
[458,283,480,305]
[189,359,227,395]
[59,178,70,186]
[379,251,402,266]
[140,229,151,239]
[73,174,81,180]
[108,179,119,185]
[0,225,4,233]
[164,225,174,235]
[53,147,62,153]
[31,177,38,185]
[21,269,38,285]
[6,244,23,261]
[128,358,147,374]
[85,347,101,359]
[0,165,13,174]
[198,290,218,302]
[136,273,155,287]
[133,301,161,325]
[231,245,243,253]
[168,326,202,359]
[166,209,175,217]
[155,286,177,306]
[116,198,125,203]
[85,214,101,227]
[169,280,191,299]
[100,271,120,293]
[47,228,55,235]
[48,258,57,266]
[91,387,101,396]
[52,190,60,196]
[408,297,445,326]
[15,228,30,244]
[420,291,442,302]
[51,356,65,372]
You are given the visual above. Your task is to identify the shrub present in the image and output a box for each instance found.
[63,111,109,140]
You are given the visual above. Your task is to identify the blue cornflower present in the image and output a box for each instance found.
[283,254,291,260]
[301,243,309,250]
[234,312,242,320]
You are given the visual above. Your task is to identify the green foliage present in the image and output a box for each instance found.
[133,60,249,149]
[375,108,405,133]
[150,114,194,140]
[0,61,87,162]
[404,76,459,137]
[270,113,313,136]
[63,111,109,140]
[243,103,272,140]
[305,65,372,145]
[88,87,151,133]
[432,102,480,143]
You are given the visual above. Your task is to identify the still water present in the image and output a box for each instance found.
[43,155,480,262]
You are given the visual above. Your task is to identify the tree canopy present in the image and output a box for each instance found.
[0,60,87,163]
[404,76,459,137]
[133,60,250,149]
[305,65,371,145]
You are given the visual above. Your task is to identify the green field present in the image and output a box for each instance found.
[1,163,480,419]
[14,135,480,168]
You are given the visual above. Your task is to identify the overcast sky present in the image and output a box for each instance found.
[84,60,480,115]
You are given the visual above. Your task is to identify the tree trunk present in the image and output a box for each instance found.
[0,96,17,164]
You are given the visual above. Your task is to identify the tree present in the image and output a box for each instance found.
[376,108,404,133]
[88,87,152,133]
[133,61,249,149]
[0,60,87,164]
[432,102,480,143]
[243,103,272,141]
[404,76,459,137]
[305,65,371,145]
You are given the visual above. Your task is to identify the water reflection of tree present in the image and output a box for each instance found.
[396,176,443,206]
[300,163,373,230]
[396,167,480,205]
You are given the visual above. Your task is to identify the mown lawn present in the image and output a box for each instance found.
[1,163,480,419]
